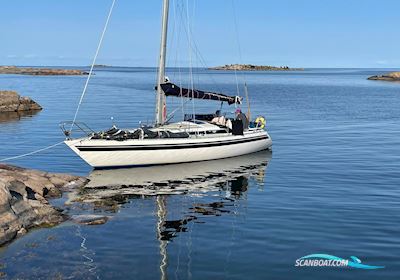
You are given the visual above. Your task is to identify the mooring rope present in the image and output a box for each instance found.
[69,0,116,133]
[0,141,65,162]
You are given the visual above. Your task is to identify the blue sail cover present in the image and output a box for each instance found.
[160,83,242,105]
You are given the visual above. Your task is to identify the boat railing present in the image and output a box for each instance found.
[59,121,96,139]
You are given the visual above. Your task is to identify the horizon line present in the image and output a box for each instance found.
[1,64,400,70]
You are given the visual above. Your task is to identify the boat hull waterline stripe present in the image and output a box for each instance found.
[76,136,269,151]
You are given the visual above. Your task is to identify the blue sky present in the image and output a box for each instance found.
[1,0,399,68]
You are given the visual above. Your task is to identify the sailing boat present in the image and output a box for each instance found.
[62,0,272,168]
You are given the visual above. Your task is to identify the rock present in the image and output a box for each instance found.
[34,193,48,204]
[18,96,42,111]
[61,178,90,192]
[7,180,27,199]
[0,66,89,76]
[367,71,400,81]
[17,227,27,237]
[0,91,19,111]
[0,164,87,246]
[71,215,109,225]
[0,182,12,208]
[46,172,81,184]
[209,64,304,71]
[48,176,69,188]
[23,175,59,198]
[0,91,42,113]
[10,199,38,228]
[0,181,20,245]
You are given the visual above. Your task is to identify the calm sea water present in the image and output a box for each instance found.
[0,68,399,279]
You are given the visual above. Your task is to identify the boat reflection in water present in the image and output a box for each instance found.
[81,151,271,279]
[84,150,271,199]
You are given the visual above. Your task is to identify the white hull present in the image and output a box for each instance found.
[65,129,272,168]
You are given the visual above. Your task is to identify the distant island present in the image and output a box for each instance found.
[367,71,400,82]
[0,66,89,76]
[209,64,304,71]
[89,64,110,68]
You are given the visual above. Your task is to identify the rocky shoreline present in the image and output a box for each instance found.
[209,64,304,71]
[0,66,88,76]
[367,71,400,81]
[0,164,88,246]
[0,91,42,113]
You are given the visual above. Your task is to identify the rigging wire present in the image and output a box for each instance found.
[69,0,116,133]
[172,0,186,121]
[168,0,179,113]
[185,0,196,128]
[0,0,116,163]
[231,1,241,101]
[231,0,252,119]
[174,2,224,94]
[169,0,230,124]
[166,97,192,123]
[233,66,241,108]
[190,2,200,90]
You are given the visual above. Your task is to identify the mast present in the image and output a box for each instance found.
[155,0,170,126]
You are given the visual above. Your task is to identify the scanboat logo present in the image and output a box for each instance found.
[295,254,384,269]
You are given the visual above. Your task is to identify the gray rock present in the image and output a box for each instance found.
[10,199,38,228]
[71,214,109,225]
[0,164,87,246]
